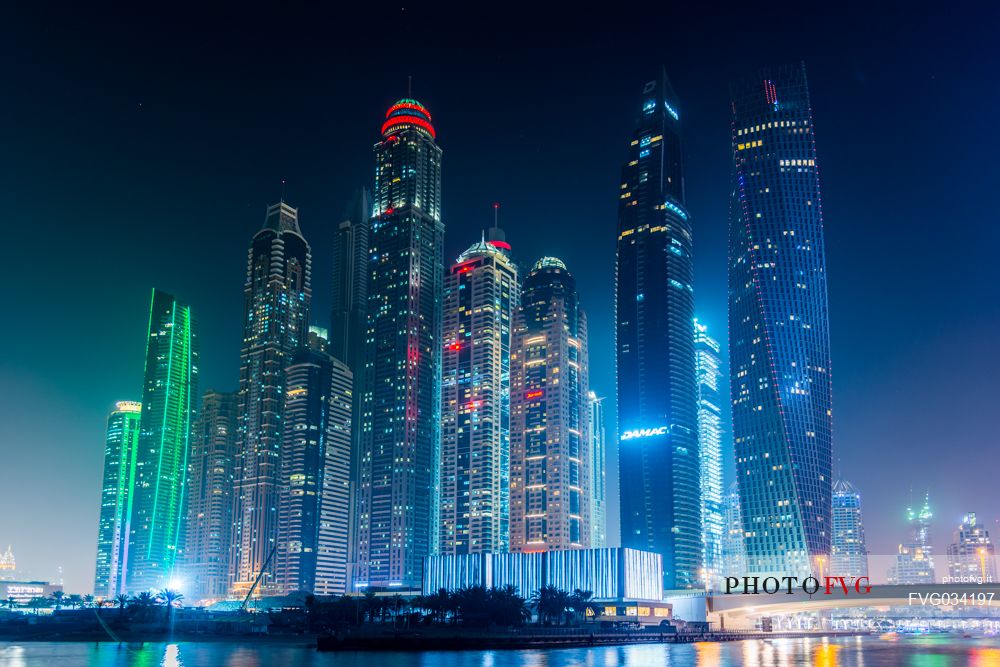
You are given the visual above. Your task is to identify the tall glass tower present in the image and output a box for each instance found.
[729,63,833,578]
[830,479,868,579]
[94,400,142,598]
[588,391,607,548]
[616,70,700,589]
[439,233,518,555]
[126,289,198,593]
[231,202,312,597]
[721,482,747,578]
[694,320,724,590]
[510,258,591,552]
[888,493,935,584]
[356,98,444,589]
[947,513,996,584]
[182,390,238,601]
[274,333,354,595]
[329,189,370,580]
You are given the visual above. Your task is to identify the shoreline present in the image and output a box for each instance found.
[0,629,872,650]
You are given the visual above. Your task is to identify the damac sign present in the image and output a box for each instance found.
[620,426,669,440]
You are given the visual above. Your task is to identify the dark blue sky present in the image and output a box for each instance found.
[1,6,997,592]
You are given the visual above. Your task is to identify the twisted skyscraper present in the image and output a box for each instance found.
[616,70,700,589]
[729,63,833,578]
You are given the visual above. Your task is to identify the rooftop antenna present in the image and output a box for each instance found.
[494,201,500,228]
[280,179,287,203]
[408,75,412,97]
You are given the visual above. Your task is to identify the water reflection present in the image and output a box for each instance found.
[1,637,999,666]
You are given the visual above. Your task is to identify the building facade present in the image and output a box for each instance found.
[273,336,354,596]
[315,352,353,595]
[94,401,142,598]
[721,483,747,579]
[126,289,198,593]
[694,320,724,590]
[439,236,518,555]
[510,257,591,553]
[947,512,996,584]
[888,494,935,585]
[588,391,607,548]
[616,70,701,590]
[729,63,834,578]
[356,98,444,589]
[830,479,868,579]
[182,390,238,601]
[231,202,312,597]
[423,548,663,604]
[329,189,370,582]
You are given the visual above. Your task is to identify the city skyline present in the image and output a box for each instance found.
[0,10,993,596]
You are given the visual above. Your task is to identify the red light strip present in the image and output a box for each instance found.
[488,240,512,250]
[386,102,432,121]
[381,115,436,139]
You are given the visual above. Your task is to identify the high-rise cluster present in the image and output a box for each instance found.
[93,64,844,600]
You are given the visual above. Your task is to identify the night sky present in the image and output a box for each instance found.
[2,6,998,593]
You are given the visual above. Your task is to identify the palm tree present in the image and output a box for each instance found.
[66,594,84,610]
[83,594,95,608]
[28,597,47,615]
[50,590,65,611]
[158,589,184,624]
[530,585,570,626]
[114,593,130,617]
[3,596,15,611]
[568,589,594,625]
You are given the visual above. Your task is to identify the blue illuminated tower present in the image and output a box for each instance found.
[616,70,701,589]
[694,320,724,590]
[729,63,833,578]
[356,98,444,589]
[831,479,868,579]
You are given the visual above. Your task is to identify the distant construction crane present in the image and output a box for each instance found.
[239,543,278,612]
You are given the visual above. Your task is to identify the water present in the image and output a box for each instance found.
[2,636,1000,666]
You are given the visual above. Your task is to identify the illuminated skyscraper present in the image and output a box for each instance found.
[329,190,370,579]
[830,479,868,579]
[94,401,142,598]
[439,232,518,555]
[729,63,833,578]
[947,512,996,583]
[231,202,312,597]
[356,98,444,589]
[126,289,198,593]
[182,390,238,601]
[888,493,935,585]
[721,483,747,578]
[616,70,700,589]
[510,258,591,552]
[274,333,354,595]
[588,391,607,548]
[694,320,724,590]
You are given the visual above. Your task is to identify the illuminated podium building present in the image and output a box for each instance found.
[423,547,670,622]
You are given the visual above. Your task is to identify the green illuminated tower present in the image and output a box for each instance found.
[94,401,142,598]
[125,288,198,593]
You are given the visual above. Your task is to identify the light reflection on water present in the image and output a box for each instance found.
[2,636,1000,666]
